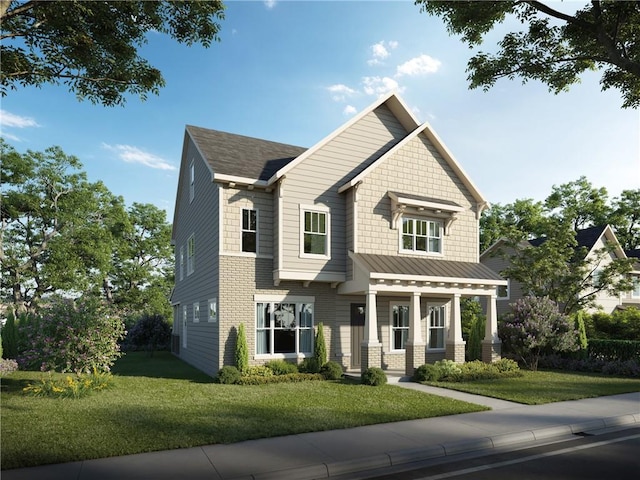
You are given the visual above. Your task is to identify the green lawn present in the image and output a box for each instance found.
[0,352,486,470]
[427,369,640,405]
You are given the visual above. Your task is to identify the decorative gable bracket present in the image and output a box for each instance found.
[388,191,464,235]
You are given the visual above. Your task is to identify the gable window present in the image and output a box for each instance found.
[179,246,184,281]
[189,161,195,202]
[390,304,409,351]
[401,218,442,254]
[301,206,330,258]
[428,305,445,350]
[187,234,195,275]
[256,301,313,356]
[242,208,258,253]
[497,280,510,300]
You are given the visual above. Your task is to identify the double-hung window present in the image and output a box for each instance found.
[401,218,442,254]
[187,234,195,275]
[256,300,314,356]
[391,304,409,351]
[193,302,200,323]
[632,277,640,298]
[242,208,257,253]
[428,305,445,349]
[179,246,184,281]
[189,161,195,202]
[301,206,330,257]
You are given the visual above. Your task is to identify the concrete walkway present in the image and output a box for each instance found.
[3,379,639,480]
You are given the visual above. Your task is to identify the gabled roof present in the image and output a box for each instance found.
[186,125,307,183]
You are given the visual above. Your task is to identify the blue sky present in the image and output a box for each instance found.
[1,0,638,220]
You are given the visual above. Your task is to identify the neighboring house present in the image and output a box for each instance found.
[622,249,640,309]
[170,92,506,378]
[480,225,631,316]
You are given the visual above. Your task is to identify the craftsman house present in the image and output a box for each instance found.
[171,93,506,378]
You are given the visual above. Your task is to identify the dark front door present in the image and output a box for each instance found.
[350,303,366,369]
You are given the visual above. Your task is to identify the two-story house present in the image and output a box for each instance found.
[171,93,506,378]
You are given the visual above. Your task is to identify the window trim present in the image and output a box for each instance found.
[497,279,510,300]
[182,304,188,349]
[427,304,446,351]
[632,277,640,299]
[254,297,315,358]
[399,217,443,256]
[193,302,200,323]
[389,302,410,352]
[208,298,217,322]
[186,234,195,276]
[299,204,331,259]
[189,160,195,203]
[179,246,184,281]
[241,208,258,254]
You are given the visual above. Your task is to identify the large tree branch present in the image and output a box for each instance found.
[3,69,148,87]
[525,1,595,30]
[591,0,640,77]
[0,0,37,22]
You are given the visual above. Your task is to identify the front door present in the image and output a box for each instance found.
[350,303,365,369]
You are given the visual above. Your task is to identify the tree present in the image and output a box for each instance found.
[314,322,327,367]
[499,296,579,370]
[0,140,125,313]
[235,323,248,374]
[609,189,640,250]
[480,198,545,252]
[0,0,224,106]
[544,176,610,231]
[418,1,640,108]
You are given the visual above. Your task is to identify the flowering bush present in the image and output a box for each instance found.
[23,369,113,398]
[0,358,19,376]
[17,297,126,373]
[499,296,579,371]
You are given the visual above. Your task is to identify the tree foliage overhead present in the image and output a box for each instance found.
[418,1,640,108]
[0,0,225,106]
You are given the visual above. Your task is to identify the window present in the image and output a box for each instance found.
[187,235,195,275]
[179,246,184,281]
[189,161,195,202]
[391,304,410,351]
[401,218,442,254]
[497,280,510,300]
[182,305,188,348]
[193,303,200,323]
[208,298,217,322]
[242,208,257,253]
[428,305,445,349]
[302,208,329,257]
[632,277,640,298]
[256,301,313,355]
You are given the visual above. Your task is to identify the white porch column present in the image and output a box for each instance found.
[482,293,502,362]
[405,291,425,375]
[361,290,382,373]
[445,293,465,363]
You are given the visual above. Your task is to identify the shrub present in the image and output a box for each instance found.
[243,365,273,377]
[574,311,589,353]
[17,297,125,373]
[361,367,387,386]
[216,366,241,384]
[298,357,320,374]
[320,361,343,380]
[237,373,324,385]
[235,324,249,373]
[265,359,298,375]
[0,358,19,376]
[585,308,640,341]
[1,311,20,359]
[499,296,579,371]
[588,339,640,362]
[433,359,462,380]
[493,358,520,373]
[23,369,113,399]
[314,322,327,367]
[125,314,171,354]
[413,364,441,382]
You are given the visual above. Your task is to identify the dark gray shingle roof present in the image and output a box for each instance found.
[352,253,504,282]
[186,125,307,181]
[528,225,607,252]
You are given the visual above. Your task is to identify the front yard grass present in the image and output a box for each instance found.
[1,352,486,470]
[426,369,640,405]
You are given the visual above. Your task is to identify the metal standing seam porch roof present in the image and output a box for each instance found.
[351,252,506,284]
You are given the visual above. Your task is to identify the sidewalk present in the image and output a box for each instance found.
[3,378,639,480]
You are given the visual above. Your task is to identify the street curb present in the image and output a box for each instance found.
[239,414,639,480]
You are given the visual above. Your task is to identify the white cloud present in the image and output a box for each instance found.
[0,110,40,128]
[362,76,403,97]
[1,132,21,142]
[395,54,441,77]
[264,0,277,9]
[102,143,176,171]
[327,84,357,102]
[343,105,357,116]
[367,40,399,66]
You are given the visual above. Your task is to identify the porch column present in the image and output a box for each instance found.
[445,293,465,363]
[361,290,382,373]
[405,291,425,375]
[482,293,502,362]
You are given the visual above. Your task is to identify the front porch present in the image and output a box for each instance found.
[339,252,507,375]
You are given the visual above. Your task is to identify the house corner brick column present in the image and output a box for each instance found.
[446,293,465,363]
[405,291,425,375]
[482,293,502,363]
[361,290,382,373]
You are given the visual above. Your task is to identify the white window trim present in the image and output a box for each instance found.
[189,160,195,203]
[187,234,195,276]
[389,302,410,352]
[241,207,259,255]
[179,246,184,281]
[399,217,443,256]
[182,305,188,349]
[427,303,446,351]
[193,302,200,323]
[299,204,331,260]
[208,298,218,322]
[254,298,315,358]
[497,279,510,300]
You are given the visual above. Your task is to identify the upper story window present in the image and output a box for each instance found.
[187,234,195,275]
[189,161,195,202]
[300,205,330,258]
[401,218,442,254]
[242,208,258,253]
[497,280,510,300]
